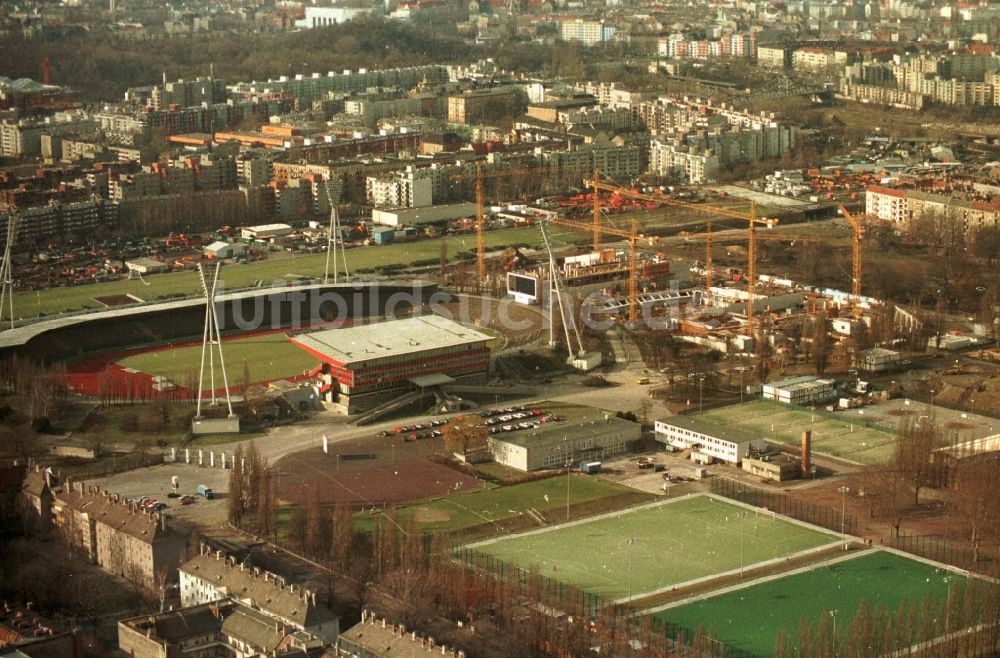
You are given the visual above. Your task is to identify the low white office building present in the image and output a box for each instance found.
[654,416,766,464]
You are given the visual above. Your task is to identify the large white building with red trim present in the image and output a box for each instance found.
[866,185,1000,232]
[289,315,492,414]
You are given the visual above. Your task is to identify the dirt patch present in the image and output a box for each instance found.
[413,507,451,523]
[946,421,974,430]
[276,434,480,507]
[887,409,914,416]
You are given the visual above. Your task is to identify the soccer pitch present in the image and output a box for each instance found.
[464,495,837,601]
[364,475,648,534]
[117,332,316,385]
[694,400,899,464]
[653,550,960,657]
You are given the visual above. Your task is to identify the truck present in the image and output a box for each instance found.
[579,461,602,475]
[196,484,214,499]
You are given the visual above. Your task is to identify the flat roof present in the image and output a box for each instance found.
[289,315,491,366]
[936,433,1000,459]
[764,375,835,392]
[493,413,638,449]
[656,414,761,446]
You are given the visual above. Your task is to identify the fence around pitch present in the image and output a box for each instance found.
[710,477,860,537]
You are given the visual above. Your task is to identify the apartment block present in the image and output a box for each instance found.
[559,19,615,45]
[52,483,187,592]
[366,165,435,208]
[179,548,339,642]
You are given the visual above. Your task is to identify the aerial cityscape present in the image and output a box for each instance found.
[1,0,999,656]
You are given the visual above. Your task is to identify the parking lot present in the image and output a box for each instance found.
[84,464,230,534]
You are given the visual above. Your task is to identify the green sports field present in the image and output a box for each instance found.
[693,400,899,464]
[654,550,960,657]
[359,474,650,534]
[13,226,560,317]
[466,495,837,601]
[117,331,316,385]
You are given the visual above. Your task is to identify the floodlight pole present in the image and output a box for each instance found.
[838,486,850,550]
[830,609,838,657]
[195,263,234,419]
[626,537,635,604]
[0,211,18,331]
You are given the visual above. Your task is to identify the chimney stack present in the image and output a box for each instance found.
[801,430,812,477]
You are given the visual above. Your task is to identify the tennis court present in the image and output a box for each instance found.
[465,495,837,601]
[694,400,899,464]
[653,550,961,657]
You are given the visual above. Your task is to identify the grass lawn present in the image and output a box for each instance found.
[653,550,960,657]
[466,495,837,601]
[356,474,641,534]
[14,226,561,317]
[117,331,316,385]
[694,400,899,464]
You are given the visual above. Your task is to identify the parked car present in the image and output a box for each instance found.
[636,457,655,469]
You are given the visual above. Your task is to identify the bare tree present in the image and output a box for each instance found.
[443,414,489,456]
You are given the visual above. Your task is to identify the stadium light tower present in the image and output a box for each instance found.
[838,486,850,550]
[0,211,18,331]
[323,195,349,284]
[194,263,234,420]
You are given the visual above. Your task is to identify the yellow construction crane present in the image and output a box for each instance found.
[587,177,777,340]
[549,215,641,321]
[839,205,865,298]
[449,164,553,281]
[681,226,819,288]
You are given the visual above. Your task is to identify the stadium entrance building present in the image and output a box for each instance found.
[289,315,492,414]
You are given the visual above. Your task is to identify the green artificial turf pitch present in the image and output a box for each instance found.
[693,400,899,464]
[466,495,837,601]
[653,550,960,657]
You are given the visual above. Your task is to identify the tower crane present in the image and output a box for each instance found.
[448,164,555,282]
[587,176,777,341]
[838,205,865,298]
[548,216,642,322]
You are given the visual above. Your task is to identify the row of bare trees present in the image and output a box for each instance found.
[0,355,68,434]
[227,443,277,539]
[860,418,1000,567]
[772,580,1000,658]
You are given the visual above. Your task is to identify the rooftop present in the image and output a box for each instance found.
[179,551,334,630]
[492,413,639,449]
[656,414,762,446]
[289,315,491,367]
[764,375,835,392]
[338,612,464,658]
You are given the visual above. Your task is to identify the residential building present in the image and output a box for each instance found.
[559,20,615,46]
[151,77,227,111]
[446,88,522,124]
[649,141,719,184]
[866,185,1000,233]
[761,376,837,405]
[335,611,466,658]
[17,465,54,538]
[792,48,845,72]
[51,484,187,592]
[757,45,790,68]
[118,599,327,658]
[366,166,435,208]
[489,413,640,472]
[179,549,339,642]
[654,416,766,464]
[296,5,380,28]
